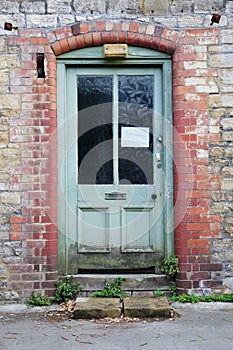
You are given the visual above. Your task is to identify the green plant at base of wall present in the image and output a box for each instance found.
[169,284,177,298]
[154,289,166,297]
[172,293,233,303]
[93,277,127,299]
[26,292,51,307]
[53,276,82,303]
[161,254,180,279]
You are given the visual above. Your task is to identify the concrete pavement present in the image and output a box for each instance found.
[0,301,232,350]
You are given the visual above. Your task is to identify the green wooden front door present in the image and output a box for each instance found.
[57,47,173,274]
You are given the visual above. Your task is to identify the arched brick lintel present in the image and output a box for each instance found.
[47,20,179,56]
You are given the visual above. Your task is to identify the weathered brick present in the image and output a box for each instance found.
[51,41,62,55]
[93,32,101,46]
[59,38,69,53]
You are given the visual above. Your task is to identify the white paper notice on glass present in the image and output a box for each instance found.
[121,127,150,147]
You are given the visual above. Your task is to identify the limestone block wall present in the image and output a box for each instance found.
[0,0,232,302]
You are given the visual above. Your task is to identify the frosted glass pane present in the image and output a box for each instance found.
[118,75,153,184]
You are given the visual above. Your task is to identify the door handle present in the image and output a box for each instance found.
[151,193,157,200]
[156,152,161,162]
[157,135,163,144]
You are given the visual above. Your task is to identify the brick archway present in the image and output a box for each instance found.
[47,20,178,56]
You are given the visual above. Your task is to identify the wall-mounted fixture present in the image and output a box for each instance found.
[37,53,46,78]
[210,14,221,25]
[4,22,18,31]
[104,44,128,58]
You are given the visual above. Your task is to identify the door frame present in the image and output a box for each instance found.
[57,46,173,275]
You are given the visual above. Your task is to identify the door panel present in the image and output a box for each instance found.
[121,207,154,252]
[78,207,110,252]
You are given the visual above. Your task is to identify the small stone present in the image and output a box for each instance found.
[0,290,19,301]
[224,277,233,291]
[225,225,233,236]
[222,132,233,141]
[0,281,7,289]
[222,167,233,176]
[210,148,224,158]
[221,118,233,130]
[221,179,233,191]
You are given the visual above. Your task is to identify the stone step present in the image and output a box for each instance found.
[72,274,173,295]
[73,296,172,319]
[73,297,122,319]
[123,297,171,318]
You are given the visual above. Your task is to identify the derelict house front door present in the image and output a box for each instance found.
[57,47,173,274]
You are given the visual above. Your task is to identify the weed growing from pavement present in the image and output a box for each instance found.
[26,292,51,307]
[172,292,233,303]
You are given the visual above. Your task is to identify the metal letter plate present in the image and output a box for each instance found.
[105,192,127,200]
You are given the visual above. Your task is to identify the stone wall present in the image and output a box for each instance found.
[0,0,231,32]
[0,21,57,302]
[0,0,233,302]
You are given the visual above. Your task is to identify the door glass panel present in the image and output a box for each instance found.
[77,76,113,184]
[118,75,154,184]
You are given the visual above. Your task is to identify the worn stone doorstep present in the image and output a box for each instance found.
[73,296,172,319]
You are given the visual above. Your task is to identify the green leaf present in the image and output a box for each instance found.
[52,276,82,303]
[26,292,51,307]
[93,277,126,299]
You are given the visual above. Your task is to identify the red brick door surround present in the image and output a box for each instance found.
[48,21,178,56]
[7,19,223,300]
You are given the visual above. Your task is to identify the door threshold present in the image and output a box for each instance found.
[73,273,165,278]
[77,268,156,274]
[70,273,173,293]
